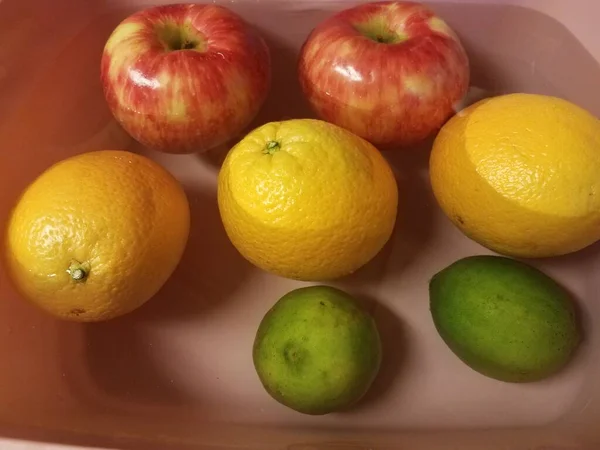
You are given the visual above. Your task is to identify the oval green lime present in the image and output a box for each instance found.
[429,255,581,383]
[253,285,382,415]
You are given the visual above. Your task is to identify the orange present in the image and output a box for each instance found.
[430,93,600,258]
[217,118,398,281]
[5,150,190,321]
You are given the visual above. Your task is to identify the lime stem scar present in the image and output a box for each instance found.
[67,260,89,282]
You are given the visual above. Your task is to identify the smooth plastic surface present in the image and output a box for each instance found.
[0,0,599,449]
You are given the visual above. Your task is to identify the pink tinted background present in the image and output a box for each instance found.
[0,0,599,449]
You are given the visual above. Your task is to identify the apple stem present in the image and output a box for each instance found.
[67,260,89,282]
[156,23,206,52]
[182,40,196,50]
[264,141,280,155]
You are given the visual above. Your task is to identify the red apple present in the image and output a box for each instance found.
[101,3,271,154]
[298,1,469,149]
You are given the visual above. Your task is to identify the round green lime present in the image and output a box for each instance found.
[253,285,382,415]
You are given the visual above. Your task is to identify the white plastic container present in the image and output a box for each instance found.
[0,0,598,448]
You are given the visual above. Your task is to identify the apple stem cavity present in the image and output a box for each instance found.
[67,260,89,282]
[264,141,280,155]
[353,22,406,44]
[156,23,206,52]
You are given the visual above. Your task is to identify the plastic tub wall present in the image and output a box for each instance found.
[0,0,599,449]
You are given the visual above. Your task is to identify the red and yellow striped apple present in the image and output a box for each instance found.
[101,3,271,154]
[298,1,470,150]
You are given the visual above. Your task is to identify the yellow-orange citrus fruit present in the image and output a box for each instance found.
[430,93,600,258]
[5,150,190,321]
[218,118,398,281]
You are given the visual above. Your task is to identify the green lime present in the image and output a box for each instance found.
[429,255,581,383]
[253,285,382,415]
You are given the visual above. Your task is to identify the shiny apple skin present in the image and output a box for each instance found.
[298,1,470,150]
[101,3,271,154]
